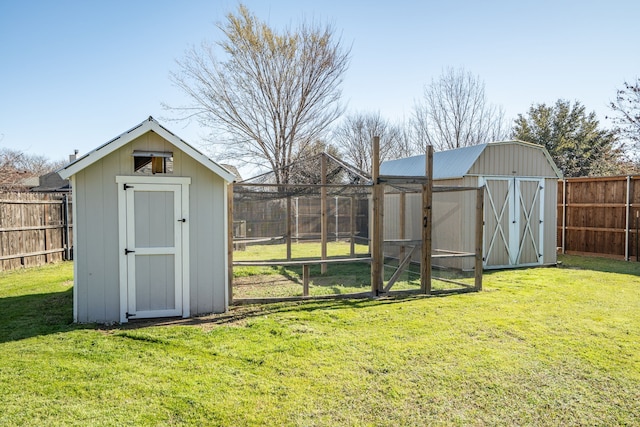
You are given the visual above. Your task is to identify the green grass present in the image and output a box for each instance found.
[1,256,640,425]
[233,240,370,261]
[233,241,469,298]
[234,241,375,298]
[0,262,74,342]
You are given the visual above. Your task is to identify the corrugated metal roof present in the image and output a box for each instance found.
[380,141,562,180]
[380,144,487,179]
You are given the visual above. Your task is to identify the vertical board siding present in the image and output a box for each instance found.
[188,154,221,315]
[468,143,558,178]
[384,177,480,271]
[558,176,640,259]
[183,152,227,315]
[75,169,89,322]
[74,132,229,322]
[0,192,71,271]
[101,149,121,321]
[543,178,557,265]
[382,142,560,270]
[82,159,109,322]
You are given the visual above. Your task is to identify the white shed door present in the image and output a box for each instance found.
[117,178,190,322]
[481,177,544,268]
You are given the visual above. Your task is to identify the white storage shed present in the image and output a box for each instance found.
[59,117,235,323]
[381,141,562,269]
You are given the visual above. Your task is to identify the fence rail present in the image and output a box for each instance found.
[0,192,73,270]
[557,176,640,260]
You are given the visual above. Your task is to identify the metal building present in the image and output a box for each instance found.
[381,141,562,269]
[59,117,235,323]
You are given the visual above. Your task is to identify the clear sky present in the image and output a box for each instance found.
[1,0,638,164]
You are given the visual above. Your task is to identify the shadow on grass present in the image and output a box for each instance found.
[0,287,88,344]
[0,260,476,339]
[122,290,473,331]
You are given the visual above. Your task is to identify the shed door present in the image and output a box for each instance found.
[481,177,544,268]
[516,179,544,266]
[117,179,190,322]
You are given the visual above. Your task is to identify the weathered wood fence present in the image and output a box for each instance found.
[0,192,73,270]
[557,176,640,260]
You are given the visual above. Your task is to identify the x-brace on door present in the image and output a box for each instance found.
[480,177,544,269]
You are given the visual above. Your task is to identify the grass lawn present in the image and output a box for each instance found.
[233,241,472,298]
[1,255,639,425]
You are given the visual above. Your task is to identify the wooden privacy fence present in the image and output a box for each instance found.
[0,192,73,270]
[557,176,640,260]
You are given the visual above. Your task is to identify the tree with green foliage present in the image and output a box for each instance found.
[513,100,623,177]
[169,4,350,184]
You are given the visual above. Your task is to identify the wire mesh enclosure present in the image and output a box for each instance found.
[229,149,483,303]
[382,182,483,294]
[231,153,374,301]
[233,187,371,253]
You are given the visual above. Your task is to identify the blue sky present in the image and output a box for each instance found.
[1,0,638,164]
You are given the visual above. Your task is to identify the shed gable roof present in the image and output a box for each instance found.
[380,140,561,180]
[58,117,236,182]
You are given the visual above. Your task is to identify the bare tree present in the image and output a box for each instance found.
[333,111,412,175]
[286,140,345,185]
[412,67,510,151]
[0,148,63,188]
[168,5,350,184]
[609,78,640,156]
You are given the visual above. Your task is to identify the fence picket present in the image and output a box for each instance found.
[0,192,73,270]
[558,176,640,260]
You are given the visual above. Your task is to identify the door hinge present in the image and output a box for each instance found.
[124,248,135,255]
[123,184,134,190]
[126,312,136,319]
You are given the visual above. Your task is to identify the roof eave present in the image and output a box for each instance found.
[58,117,236,183]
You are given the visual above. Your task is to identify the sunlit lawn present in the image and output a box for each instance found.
[0,255,639,425]
[233,241,473,298]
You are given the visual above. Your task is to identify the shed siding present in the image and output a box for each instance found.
[382,143,559,271]
[383,193,402,241]
[385,177,480,270]
[74,157,120,323]
[186,154,227,315]
[74,131,228,322]
[433,177,478,270]
[543,177,558,265]
[468,144,558,178]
